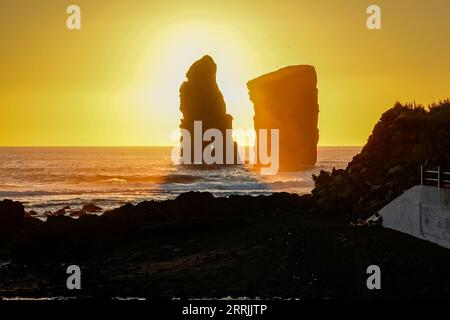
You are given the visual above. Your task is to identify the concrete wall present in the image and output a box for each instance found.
[379,185,450,249]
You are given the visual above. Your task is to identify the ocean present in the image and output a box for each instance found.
[0,146,361,217]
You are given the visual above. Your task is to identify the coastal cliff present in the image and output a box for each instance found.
[312,100,450,219]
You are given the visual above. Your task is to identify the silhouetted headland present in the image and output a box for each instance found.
[313,100,450,219]
[248,66,319,169]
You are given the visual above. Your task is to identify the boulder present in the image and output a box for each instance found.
[0,199,25,238]
[46,214,75,227]
[53,208,66,216]
[70,210,87,217]
[82,203,102,212]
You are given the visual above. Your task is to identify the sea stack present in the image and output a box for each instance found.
[179,55,237,164]
[247,66,319,169]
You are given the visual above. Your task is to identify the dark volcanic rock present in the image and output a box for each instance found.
[312,100,450,219]
[70,210,87,217]
[179,55,238,164]
[24,216,45,229]
[9,191,313,261]
[247,66,319,169]
[0,199,25,238]
[53,208,66,216]
[6,191,450,299]
[82,203,102,212]
[46,215,75,226]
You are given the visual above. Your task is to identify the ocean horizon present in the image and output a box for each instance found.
[0,146,361,218]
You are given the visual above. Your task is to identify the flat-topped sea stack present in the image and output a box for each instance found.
[247,66,319,169]
[179,55,237,164]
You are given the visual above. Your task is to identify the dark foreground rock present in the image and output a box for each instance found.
[313,100,450,219]
[1,191,450,299]
[0,200,24,240]
[82,203,102,213]
[5,192,313,260]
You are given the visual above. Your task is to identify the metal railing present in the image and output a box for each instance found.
[421,165,450,188]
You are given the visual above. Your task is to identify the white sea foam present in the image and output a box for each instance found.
[0,146,360,216]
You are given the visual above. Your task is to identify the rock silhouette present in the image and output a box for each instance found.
[6,189,450,299]
[0,199,24,239]
[248,66,319,169]
[82,203,102,212]
[312,100,450,219]
[179,55,238,164]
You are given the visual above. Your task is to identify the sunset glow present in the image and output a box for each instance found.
[1,0,449,146]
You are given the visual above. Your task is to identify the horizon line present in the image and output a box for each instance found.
[0,145,364,148]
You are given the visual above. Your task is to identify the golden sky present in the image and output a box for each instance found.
[1,0,449,146]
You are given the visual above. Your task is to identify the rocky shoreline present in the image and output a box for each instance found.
[2,191,450,299]
[0,101,449,299]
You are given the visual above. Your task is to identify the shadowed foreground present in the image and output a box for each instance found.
[1,192,450,299]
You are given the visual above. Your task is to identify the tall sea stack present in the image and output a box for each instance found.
[247,65,319,169]
[179,55,237,164]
